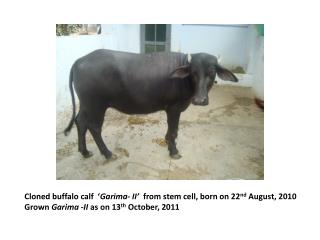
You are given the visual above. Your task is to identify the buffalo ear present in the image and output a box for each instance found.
[216,64,239,82]
[170,65,190,79]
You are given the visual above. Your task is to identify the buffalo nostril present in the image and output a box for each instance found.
[200,98,208,104]
[192,97,208,105]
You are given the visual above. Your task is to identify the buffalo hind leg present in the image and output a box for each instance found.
[75,111,93,158]
[165,109,182,159]
[87,108,116,160]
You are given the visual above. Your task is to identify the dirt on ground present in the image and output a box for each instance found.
[56,86,264,180]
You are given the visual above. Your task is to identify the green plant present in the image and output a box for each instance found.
[56,24,82,36]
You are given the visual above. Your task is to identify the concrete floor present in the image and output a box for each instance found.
[56,86,264,180]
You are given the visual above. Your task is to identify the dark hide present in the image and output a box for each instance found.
[64,50,238,159]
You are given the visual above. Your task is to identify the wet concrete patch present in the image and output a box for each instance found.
[235,97,254,106]
[115,147,130,158]
[128,116,160,125]
[56,141,77,160]
[167,163,210,180]
[116,161,170,180]
[152,138,167,147]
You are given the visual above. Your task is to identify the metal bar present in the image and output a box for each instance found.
[145,41,165,45]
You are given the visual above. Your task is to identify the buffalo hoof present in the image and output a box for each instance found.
[170,153,182,159]
[104,154,118,165]
[82,151,93,158]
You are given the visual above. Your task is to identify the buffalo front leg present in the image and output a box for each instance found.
[165,109,182,159]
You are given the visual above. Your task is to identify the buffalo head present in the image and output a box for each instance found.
[170,53,238,106]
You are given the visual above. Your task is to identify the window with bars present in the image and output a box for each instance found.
[140,24,171,53]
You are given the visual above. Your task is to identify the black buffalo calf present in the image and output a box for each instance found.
[64,49,238,159]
